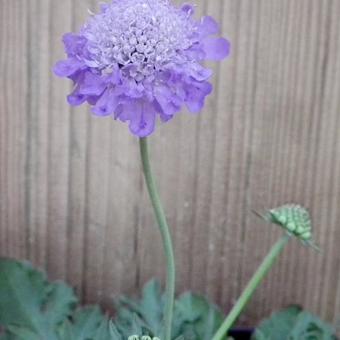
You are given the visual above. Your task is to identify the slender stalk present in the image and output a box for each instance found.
[212,234,291,340]
[139,137,175,340]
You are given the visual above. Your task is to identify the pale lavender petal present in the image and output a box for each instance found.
[202,37,231,61]
[79,72,107,96]
[92,88,119,116]
[67,87,87,106]
[114,104,128,122]
[185,81,213,113]
[106,66,121,85]
[53,58,83,77]
[188,63,213,81]
[181,4,195,16]
[154,85,181,116]
[154,101,173,122]
[86,95,100,106]
[199,16,220,37]
[128,101,156,137]
[63,33,87,57]
[184,45,206,61]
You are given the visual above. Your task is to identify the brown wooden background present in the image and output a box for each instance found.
[1,0,340,328]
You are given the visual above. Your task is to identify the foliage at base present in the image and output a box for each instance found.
[252,306,337,340]
[0,259,222,340]
[0,259,337,339]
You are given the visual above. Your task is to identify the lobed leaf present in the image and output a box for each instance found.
[252,306,337,340]
[115,280,224,340]
[0,259,76,339]
[0,259,123,340]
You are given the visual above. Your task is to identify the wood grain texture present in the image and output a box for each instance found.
[1,0,340,328]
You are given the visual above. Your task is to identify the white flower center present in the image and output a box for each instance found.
[82,0,196,81]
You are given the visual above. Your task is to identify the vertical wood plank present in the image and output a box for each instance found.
[0,1,28,260]
[25,0,51,269]
[65,0,92,301]
[46,0,72,279]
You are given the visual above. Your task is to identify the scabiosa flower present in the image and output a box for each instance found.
[53,0,230,137]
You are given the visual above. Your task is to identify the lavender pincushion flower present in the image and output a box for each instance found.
[53,0,230,137]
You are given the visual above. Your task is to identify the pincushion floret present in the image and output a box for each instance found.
[54,0,230,137]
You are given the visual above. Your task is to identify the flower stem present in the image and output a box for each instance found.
[212,234,291,340]
[139,137,175,340]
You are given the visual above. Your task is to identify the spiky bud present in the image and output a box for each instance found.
[256,204,319,251]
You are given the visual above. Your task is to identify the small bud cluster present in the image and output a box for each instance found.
[259,204,319,250]
[267,204,312,241]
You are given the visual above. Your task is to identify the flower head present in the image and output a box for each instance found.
[256,204,320,251]
[54,0,230,137]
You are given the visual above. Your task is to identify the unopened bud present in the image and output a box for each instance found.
[256,204,320,251]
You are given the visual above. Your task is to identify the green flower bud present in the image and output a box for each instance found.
[286,221,296,232]
[256,204,320,251]
[300,230,312,241]
[277,214,287,225]
[295,224,306,235]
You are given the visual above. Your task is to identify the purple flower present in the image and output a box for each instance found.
[54,0,230,137]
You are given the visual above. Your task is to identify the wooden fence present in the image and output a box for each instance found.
[1,0,340,327]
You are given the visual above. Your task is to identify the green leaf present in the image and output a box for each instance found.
[0,259,123,340]
[140,280,164,333]
[67,307,107,340]
[252,306,302,340]
[56,320,75,340]
[56,307,121,340]
[0,258,77,339]
[252,306,337,340]
[175,293,224,340]
[115,311,152,338]
[93,319,112,340]
[109,321,125,339]
[115,280,163,337]
[289,311,337,339]
[114,280,225,340]
[5,325,38,340]
[44,281,77,326]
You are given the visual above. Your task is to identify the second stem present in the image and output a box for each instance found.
[139,137,176,340]
[212,234,291,340]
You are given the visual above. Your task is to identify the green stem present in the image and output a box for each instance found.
[212,234,291,340]
[139,137,175,340]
